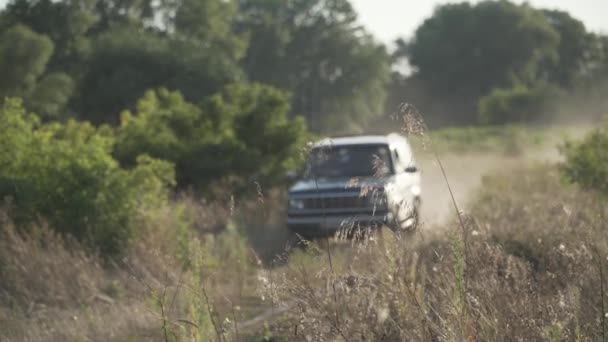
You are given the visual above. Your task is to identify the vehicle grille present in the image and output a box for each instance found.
[304,196,367,209]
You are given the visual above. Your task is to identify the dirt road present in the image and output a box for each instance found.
[417,124,596,225]
[417,147,562,226]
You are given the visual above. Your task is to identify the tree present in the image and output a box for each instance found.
[400,1,560,124]
[0,24,54,97]
[585,34,608,83]
[0,24,75,118]
[114,84,308,193]
[172,0,247,61]
[409,2,558,93]
[92,0,155,31]
[1,0,98,75]
[238,0,390,134]
[202,82,308,185]
[72,0,250,124]
[0,98,174,256]
[73,28,244,124]
[539,9,592,88]
[27,72,75,119]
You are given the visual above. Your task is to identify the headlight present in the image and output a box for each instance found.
[289,199,305,210]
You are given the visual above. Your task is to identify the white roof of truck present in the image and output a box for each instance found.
[312,133,409,148]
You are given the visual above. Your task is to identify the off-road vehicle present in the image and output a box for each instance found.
[287,133,421,238]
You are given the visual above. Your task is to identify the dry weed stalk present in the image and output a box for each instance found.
[397,103,472,330]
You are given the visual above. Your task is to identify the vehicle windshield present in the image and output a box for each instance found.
[305,144,393,178]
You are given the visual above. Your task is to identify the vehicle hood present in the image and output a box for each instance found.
[288,176,387,194]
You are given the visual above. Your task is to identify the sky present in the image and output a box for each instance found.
[351,0,608,43]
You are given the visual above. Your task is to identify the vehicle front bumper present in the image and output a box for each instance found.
[287,212,389,238]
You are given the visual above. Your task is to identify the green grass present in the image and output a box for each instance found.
[409,123,591,156]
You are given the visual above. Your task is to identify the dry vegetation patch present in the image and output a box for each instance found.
[256,164,608,341]
[2,163,607,341]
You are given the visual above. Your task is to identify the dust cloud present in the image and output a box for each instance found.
[416,138,570,226]
[419,154,523,225]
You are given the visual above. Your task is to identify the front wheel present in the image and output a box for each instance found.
[389,197,421,234]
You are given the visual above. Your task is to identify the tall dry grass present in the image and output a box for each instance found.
[0,214,159,341]
[2,165,605,341]
[253,164,607,341]
[246,105,608,341]
[0,193,275,342]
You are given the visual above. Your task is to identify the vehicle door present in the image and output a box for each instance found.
[389,143,421,225]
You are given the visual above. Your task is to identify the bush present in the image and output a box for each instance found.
[478,85,558,124]
[115,84,309,194]
[561,120,608,194]
[0,98,175,256]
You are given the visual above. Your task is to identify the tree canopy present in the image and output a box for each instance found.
[114,84,308,193]
[2,0,606,130]
[238,0,391,133]
[388,0,607,127]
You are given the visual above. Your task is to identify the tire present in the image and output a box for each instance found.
[391,197,421,234]
[409,197,421,231]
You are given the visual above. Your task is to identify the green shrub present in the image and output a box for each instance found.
[0,98,175,256]
[478,85,558,124]
[115,84,308,194]
[561,121,608,195]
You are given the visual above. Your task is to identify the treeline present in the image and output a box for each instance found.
[1,0,607,130]
[0,0,390,134]
[1,0,607,131]
[388,2,608,127]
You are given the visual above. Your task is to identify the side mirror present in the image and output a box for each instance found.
[405,165,418,173]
